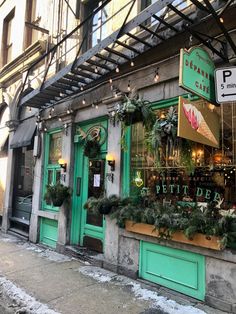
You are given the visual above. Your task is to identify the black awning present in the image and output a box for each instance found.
[10,117,36,149]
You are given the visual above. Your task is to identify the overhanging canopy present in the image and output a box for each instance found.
[10,117,36,149]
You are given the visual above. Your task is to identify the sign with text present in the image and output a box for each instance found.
[179,47,215,103]
[178,97,219,148]
[215,66,236,103]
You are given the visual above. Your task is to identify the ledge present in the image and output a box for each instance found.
[0,40,47,84]
[36,210,59,221]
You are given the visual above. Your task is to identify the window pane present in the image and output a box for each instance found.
[56,170,61,183]
[49,132,62,164]
[48,170,53,185]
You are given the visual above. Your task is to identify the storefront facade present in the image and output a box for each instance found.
[1,0,236,312]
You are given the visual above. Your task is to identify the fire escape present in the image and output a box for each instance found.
[18,0,236,110]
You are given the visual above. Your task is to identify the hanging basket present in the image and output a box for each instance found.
[98,203,112,215]
[52,197,64,207]
[123,110,143,126]
[84,140,101,158]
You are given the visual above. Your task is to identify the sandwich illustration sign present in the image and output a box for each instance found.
[178,97,219,148]
[179,47,215,103]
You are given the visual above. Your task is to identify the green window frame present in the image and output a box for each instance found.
[122,95,186,196]
[42,129,62,212]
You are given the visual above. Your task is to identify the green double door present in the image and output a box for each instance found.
[71,119,108,252]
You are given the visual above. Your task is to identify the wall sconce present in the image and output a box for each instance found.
[106,153,115,171]
[58,158,67,172]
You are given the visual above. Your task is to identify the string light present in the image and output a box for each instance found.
[82,98,86,105]
[109,78,113,84]
[114,91,118,98]
[49,112,52,119]
[58,117,62,122]
[116,66,120,73]
[44,127,47,132]
[130,60,134,67]
[91,103,95,108]
[154,69,159,82]
[28,107,32,112]
[51,106,55,112]
[95,104,98,109]
[95,66,98,73]
[220,17,224,23]
[80,86,84,91]
[67,107,70,114]
[127,80,131,92]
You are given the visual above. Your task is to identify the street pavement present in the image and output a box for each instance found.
[0,232,230,314]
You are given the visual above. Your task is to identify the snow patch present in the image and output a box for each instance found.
[79,266,115,282]
[79,266,206,314]
[17,241,72,263]
[0,276,59,314]
[39,250,73,263]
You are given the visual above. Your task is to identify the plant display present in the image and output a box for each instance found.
[44,183,71,207]
[84,195,120,215]
[112,95,156,130]
[108,195,236,249]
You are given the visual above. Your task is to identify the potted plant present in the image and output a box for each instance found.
[84,195,120,215]
[84,139,101,158]
[44,183,71,207]
[112,94,156,130]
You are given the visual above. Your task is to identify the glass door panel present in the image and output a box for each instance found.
[86,159,105,227]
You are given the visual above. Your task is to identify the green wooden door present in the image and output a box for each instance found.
[71,118,108,252]
[140,241,205,300]
[40,129,62,248]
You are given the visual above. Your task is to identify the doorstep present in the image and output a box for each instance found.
[65,245,105,267]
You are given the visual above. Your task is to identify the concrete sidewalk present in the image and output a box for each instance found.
[0,232,229,314]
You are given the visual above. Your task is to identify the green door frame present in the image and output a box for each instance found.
[70,117,108,246]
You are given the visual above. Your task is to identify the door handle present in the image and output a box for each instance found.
[76,177,81,196]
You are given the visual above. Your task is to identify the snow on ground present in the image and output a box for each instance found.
[19,242,73,263]
[79,266,206,314]
[0,276,59,314]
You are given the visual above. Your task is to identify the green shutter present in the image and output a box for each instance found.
[40,218,58,248]
[139,241,205,300]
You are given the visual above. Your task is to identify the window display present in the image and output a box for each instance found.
[130,102,236,209]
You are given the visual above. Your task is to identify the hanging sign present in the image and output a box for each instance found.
[178,97,219,148]
[179,47,215,103]
[215,66,236,103]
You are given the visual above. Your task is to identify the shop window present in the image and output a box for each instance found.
[2,9,15,66]
[24,0,37,49]
[129,101,236,209]
[43,130,62,211]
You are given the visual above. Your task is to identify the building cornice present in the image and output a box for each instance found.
[0,40,47,85]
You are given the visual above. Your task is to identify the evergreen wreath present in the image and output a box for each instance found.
[84,139,101,158]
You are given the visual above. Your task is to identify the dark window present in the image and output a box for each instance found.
[24,0,37,49]
[2,9,15,66]
[80,0,110,51]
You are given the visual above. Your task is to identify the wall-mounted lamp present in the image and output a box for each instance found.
[58,158,67,172]
[106,153,115,171]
